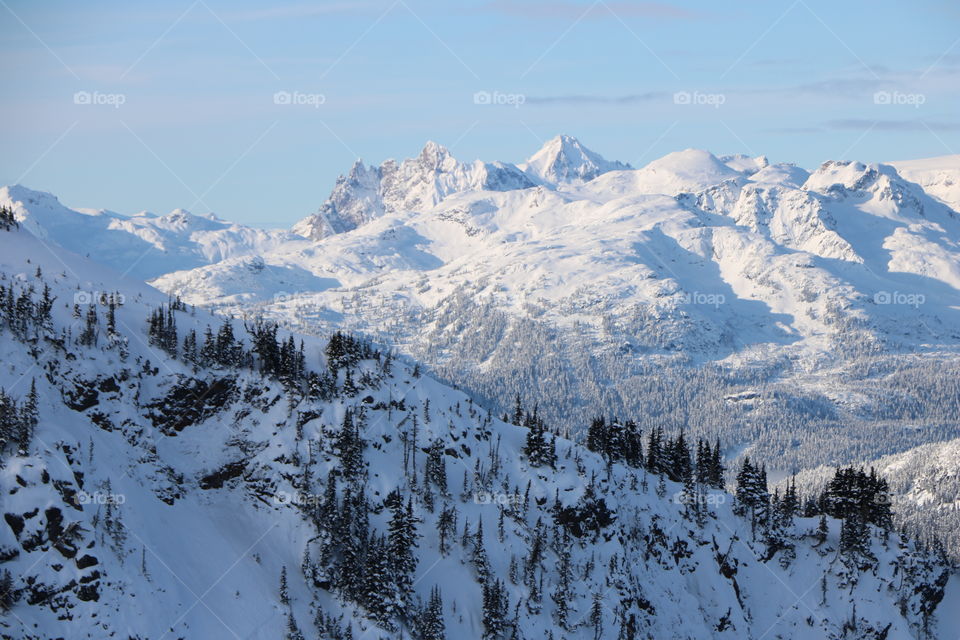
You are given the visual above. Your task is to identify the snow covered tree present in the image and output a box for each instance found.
[425,439,448,492]
[279,566,290,606]
[551,528,574,630]
[482,578,509,639]
[387,492,419,609]
[420,586,446,640]
[337,410,364,480]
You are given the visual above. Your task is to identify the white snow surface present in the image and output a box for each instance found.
[1,223,957,639]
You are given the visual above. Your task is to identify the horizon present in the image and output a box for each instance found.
[2,0,959,227]
[4,139,959,230]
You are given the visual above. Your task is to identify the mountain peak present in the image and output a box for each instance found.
[417,140,455,170]
[524,135,630,183]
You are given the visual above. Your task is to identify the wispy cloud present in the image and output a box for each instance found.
[766,126,823,134]
[227,3,379,21]
[478,1,701,20]
[525,91,667,105]
[825,119,960,132]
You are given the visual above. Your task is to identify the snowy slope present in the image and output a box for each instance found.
[1,221,957,640]
[889,154,960,212]
[9,139,960,474]
[0,185,297,280]
[788,435,960,562]
[143,141,960,468]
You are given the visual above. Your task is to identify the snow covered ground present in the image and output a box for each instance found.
[1,219,957,639]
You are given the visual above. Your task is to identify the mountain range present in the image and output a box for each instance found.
[1,206,958,639]
[4,137,960,481]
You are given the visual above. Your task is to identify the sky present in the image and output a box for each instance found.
[1,0,959,227]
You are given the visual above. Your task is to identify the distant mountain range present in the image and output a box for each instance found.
[5,139,960,472]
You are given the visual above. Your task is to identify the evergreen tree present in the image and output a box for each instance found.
[0,206,18,231]
[552,528,574,630]
[472,517,491,582]
[646,426,663,474]
[79,305,98,346]
[285,611,305,640]
[425,439,448,492]
[590,591,604,640]
[387,493,419,610]
[17,379,38,454]
[337,410,364,479]
[512,393,523,426]
[482,578,508,639]
[0,568,16,612]
[362,532,396,627]
[421,586,446,640]
[279,566,290,606]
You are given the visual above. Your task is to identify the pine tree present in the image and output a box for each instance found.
[590,591,604,640]
[279,566,290,606]
[388,493,419,609]
[472,517,491,583]
[79,305,98,346]
[437,504,457,556]
[421,586,446,640]
[425,439,448,492]
[552,528,574,630]
[199,325,217,366]
[285,611,305,640]
[646,426,663,474]
[0,206,18,231]
[0,568,16,612]
[17,379,38,454]
[362,533,396,627]
[337,410,364,479]
[482,578,508,639]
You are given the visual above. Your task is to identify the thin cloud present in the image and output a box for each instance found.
[825,119,960,132]
[228,3,378,20]
[525,91,668,105]
[766,126,824,134]
[478,1,701,20]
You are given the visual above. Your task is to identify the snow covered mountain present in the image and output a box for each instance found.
[292,141,535,241]
[520,133,631,183]
[889,154,960,212]
[8,138,960,479]
[1,214,957,639]
[0,184,298,280]
[139,140,960,475]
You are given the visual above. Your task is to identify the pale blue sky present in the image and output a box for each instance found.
[1,0,958,226]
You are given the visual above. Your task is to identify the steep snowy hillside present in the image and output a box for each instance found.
[1,213,957,639]
[0,185,297,280]
[889,155,960,212]
[789,436,960,563]
[144,140,960,474]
